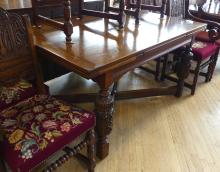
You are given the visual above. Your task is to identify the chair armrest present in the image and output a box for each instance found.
[187,10,220,41]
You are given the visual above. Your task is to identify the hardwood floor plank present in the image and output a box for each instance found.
[40,61,220,172]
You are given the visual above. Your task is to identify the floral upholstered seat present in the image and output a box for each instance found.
[0,80,36,111]
[0,95,95,172]
[192,41,218,60]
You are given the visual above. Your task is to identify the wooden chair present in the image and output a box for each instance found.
[0,8,95,172]
[125,0,168,23]
[79,0,125,28]
[135,0,168,80]
[160,0,220,95]
[31,0,73,42]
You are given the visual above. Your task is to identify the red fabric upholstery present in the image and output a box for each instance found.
[0,95,95,172]
[0,80,36,111]
[192,41,218,60]
[195,31,210,42]
[196,31,220,46]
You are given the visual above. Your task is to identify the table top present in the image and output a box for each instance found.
[34,13,206,78]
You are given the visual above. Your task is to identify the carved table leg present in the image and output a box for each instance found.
[95,87,114,159]
[176,48,192,97]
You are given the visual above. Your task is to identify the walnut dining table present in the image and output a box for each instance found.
[33,13,206,160]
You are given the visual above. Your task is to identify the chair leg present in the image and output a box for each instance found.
[0,146,7,172]
[206,54,218,82]
[155,58,161,80]
[191,60,201,95]
[87,129,96,172]
[160,55,168,81]
[0,159,7,172]
[205,58,214,82]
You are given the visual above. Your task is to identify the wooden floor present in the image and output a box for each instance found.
[0,0,31,9]
[40,60,220,172]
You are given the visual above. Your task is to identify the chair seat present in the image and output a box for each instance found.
[192,41,218,60]
[0,80,36,111]
[0,94,95,172]
[196,31,220,46]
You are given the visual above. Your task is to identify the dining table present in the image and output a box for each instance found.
[33,12,207,160]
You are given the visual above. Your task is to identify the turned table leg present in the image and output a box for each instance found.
[176,48,192,97]
[95,87,114,159]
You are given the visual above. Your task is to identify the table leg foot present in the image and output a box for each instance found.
[97,137,109,159]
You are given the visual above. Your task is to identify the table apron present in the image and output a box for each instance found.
[107,36,193,81]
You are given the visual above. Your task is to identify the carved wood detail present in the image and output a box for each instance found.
[0,8,29,58]
[0,8,34,85]
[95,88,114,159]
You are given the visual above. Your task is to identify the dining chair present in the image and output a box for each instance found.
[126,0,168,19]
[159,0,220,95]
[136,0,168,80]
[0,8,95,172]
[31,0,73,42]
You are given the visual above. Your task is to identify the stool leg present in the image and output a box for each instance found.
[191,60,201,95]
[87,129,96,172]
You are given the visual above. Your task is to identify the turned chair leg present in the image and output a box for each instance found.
[205,58,214,82]
[206,55,218,82]
[0,159,7,172]
[87,129,96,172]
[155,58,161,80]
[78,0,83,19]
[160,55,168,81]
[191,60,201,95]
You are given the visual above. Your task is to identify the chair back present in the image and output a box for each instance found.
[142,0,168,16]
[0,8,44,92]
[126,0,167,17]
[166,0,207,18]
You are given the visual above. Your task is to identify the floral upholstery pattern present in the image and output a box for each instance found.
[0,80,36,111]
[0,95,95,172]
[192,41,218,60]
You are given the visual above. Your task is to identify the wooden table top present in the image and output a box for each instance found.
[34,13,206,78]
